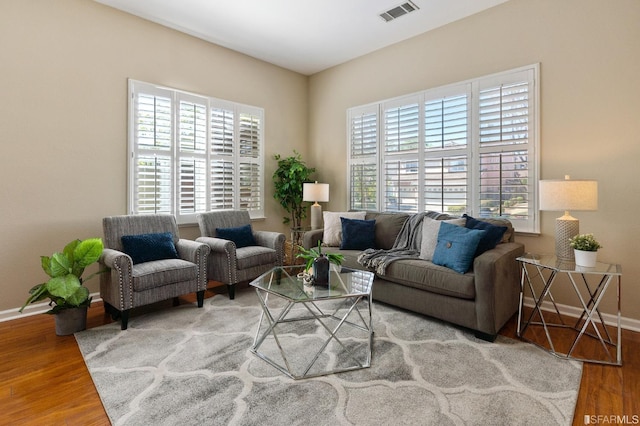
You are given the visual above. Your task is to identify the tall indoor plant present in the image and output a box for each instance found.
[272,151,316,230]
[20,238,104,335]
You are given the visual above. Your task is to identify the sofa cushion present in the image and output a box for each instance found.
[432,223,486,274]
[463,214,508,256]
[322,211,366,246]
[216,223,257,248]
[382,258,476,299]
[121,232,179,265]
[340,217,376,250]
[364,212,410,249]
[419,217,466,261]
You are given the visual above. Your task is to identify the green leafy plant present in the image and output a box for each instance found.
[569,233,602,252]
[20,238,104,314]
[272,151,316,229]
[296,241,344,272]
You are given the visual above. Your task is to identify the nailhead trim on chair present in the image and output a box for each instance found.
[225,245,237,285]
[113,256,133,310]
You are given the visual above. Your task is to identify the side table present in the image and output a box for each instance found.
[517,253,622,365]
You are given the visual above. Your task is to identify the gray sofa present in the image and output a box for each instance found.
[302,211,524,341]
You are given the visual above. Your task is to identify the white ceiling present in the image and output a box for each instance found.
[95,0,510,75]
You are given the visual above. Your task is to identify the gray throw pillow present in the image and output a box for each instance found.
[419,217,466,261]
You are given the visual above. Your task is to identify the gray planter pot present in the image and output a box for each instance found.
[54,306,88,336]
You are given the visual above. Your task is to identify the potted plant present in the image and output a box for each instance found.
[296,241,344,286]
[20,238,104,335]
[569,233,601,267]
[272,151,316,231]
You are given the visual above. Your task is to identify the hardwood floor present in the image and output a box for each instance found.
[1,287,638,425]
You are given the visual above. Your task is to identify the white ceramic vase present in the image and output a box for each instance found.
[574,249,597,268]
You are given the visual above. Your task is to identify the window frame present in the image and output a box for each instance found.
[128,80,265,224]
[346,64,540,233]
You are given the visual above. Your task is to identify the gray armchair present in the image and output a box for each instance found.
[197,210,285,299]
[100,214,210,330]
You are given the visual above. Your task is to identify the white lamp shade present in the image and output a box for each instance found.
[539,177,598,211]
[303,182,329,203]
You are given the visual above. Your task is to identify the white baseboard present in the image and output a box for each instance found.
[523,296,640,333]
[0,292,102,323]
[2,293,639,333]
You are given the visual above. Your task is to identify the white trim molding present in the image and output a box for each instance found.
[0,293,102,323]
[523,296,640,333]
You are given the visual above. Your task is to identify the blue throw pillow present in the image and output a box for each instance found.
[121,232,179,265]
[340,217,376,250]
[432,222,486,274]
[463,214,508,256]
[216,224,256,248]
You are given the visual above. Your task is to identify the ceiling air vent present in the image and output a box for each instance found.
[379,1,419,23]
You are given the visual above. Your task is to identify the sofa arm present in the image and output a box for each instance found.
[176,239,210,290]
[196,236,236,255]
[254,230,286,266]
[302,229,324,249]
[254,230,284,249]
[175,239,210,264]
[472,242,525,336]
[99,248,134,310]
[196,236,238,284]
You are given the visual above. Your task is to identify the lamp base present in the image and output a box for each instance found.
[555,215,579,261]
[310,203,323,230]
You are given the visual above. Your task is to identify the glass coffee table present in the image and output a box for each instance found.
[249,264,374,379]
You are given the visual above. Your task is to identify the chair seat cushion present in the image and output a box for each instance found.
[132,258,198,292]
[236,246,277,270]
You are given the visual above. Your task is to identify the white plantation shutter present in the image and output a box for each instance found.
[210,106,235,211]
[425,93,468,150]
[479,81,530,147]
[348,107,379,211]
[382,97,420,212]
[177,96,207,218]
[135,155,172,214]
[384,159,419,212]
[210,160,234,210]
[423,86,470,215]
[129,80,264,222]
[238,111,263,211]
[347,65,539,233]
[131,84,173,214]
[424,155,468,213]
[477,68,536,232]
[384,100,419,153]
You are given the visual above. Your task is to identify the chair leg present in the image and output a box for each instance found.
[228,284,235,300]
[196,290,205,307]
[120,310,130,330]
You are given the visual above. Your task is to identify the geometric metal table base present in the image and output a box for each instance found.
[517,254,622,366]
[250,265,374,379]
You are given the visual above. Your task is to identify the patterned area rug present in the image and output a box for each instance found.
[75,290,582,426]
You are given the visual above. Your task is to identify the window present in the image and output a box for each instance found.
[347,65,539,233]
[128,80,264,224]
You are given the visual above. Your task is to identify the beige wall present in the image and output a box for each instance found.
[2,0,639,325]
[0,0,308,312]
[308,0,640,322]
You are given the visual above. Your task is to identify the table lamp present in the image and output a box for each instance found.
[303,181,329,230]
[539,175,598,261]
